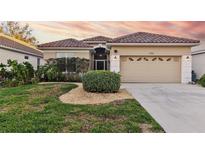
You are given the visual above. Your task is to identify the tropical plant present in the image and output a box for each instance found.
[35,63,64,82]
[0,63,9,81]
[23,61,34,79]
[0,60,35,87]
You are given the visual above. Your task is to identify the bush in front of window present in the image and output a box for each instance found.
[65,72,82,82]
[43,57,89,82]
[35,63,64,82]
[82,70,121,93]
[47,57,89,73]
[198,74,205,87]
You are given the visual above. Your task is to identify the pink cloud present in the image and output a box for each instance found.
[25,21,205,43]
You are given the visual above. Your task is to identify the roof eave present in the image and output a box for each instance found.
[106,43,200,47]
[83,41,107,43]
[0,45,43,58]
[38,47,93,50]
[192,50,205,55]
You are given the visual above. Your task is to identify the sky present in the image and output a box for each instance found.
[23,21,205,50]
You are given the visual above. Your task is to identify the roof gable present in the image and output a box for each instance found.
[110,32,200,44]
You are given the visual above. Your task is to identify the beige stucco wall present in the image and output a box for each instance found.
[192,53,205,79]
[44,52,56,59]
[110,46,191,56]
[42,49,90,60]
[110,46,192,83]
[0,48,44,70]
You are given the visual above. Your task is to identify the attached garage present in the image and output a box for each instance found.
[108,32,200,83]
[120,56,181,83]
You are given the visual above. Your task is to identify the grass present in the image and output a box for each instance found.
[0,84,164,133]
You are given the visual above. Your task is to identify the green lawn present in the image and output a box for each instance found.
[0,84,164,133]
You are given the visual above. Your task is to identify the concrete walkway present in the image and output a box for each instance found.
[123,83,205,133]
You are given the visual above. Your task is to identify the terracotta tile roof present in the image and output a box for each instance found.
[82,36,112,42]
[38,38,92,48]
[110,32,200,44]
[0,34,43,57]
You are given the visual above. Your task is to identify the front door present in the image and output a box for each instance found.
[95,60,105,70]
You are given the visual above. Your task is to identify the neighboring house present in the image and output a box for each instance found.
[38,32,200,83]
[192,49,205,79]
[0,33,44,70]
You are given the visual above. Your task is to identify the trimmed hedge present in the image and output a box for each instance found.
[82,70,120,93]
[198,74,205,87]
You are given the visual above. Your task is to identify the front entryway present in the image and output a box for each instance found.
[95,60,107,70]
[120,56,181,83]
[90,45,110,70]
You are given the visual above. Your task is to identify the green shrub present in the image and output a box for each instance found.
[0,63,9,81]
[65,73,82,82]
[0,60,35,87]
[82,70,120,93]
[35,64,64,82]
[198,74,205,87]
[23,61,34,80]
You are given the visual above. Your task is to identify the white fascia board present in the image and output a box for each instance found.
[192,50,205,55]
[106,43,200,47]
[0,45,43,58]
[38,47,93,50]
[83,41,107,43]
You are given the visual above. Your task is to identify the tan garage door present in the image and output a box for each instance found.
[120,56,181,83]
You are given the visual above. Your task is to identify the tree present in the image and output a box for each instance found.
[0,21,38,46]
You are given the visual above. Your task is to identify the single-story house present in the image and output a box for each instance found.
[0,33,44,69]
[38,32,200,83]
[192,49,205,79]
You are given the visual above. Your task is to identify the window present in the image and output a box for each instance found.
[24,55,29,59]
[144,57,149,61]
[66,53,74,58]
[56,52,74,58]
[56,52,76,72]
[57,57,66,72]
[128,57,134,61]
[66,58,76,72]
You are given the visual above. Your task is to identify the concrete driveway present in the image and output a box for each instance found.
[123,83,205,133]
